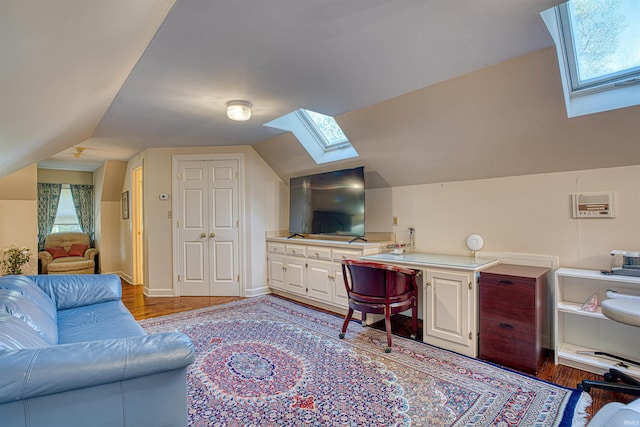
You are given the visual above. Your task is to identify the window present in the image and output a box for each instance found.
[299,109,350,150]
[264,109,359,164]
[541,0,640,117]
[52,185,82,233]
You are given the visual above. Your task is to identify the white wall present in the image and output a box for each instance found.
[131,146,286,296]
[0,165,38,275]
[387,165,640,271]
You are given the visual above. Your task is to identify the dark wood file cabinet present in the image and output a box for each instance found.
[479,264,549,374]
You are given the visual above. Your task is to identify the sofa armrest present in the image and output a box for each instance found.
[37,251,53,274]
[0,332,194,405]
[29,274,122,310]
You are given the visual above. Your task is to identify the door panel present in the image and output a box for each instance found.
[209,160,239,296]
[184,241,206,281]
[425,270,471,347]
[178,161,209,295]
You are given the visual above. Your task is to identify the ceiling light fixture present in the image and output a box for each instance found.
[226,100,252,121]
[72,147,86,158]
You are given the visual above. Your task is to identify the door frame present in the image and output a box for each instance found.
[171,153,246,296]
[132,165,144,285]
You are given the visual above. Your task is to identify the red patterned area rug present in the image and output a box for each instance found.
[139,295,591,427]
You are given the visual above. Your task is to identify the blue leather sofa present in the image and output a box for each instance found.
[0,274,194,427]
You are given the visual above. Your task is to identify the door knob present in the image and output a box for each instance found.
[200,233,206,238]
[210,232,216,238]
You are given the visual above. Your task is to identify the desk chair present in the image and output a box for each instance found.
[339,260,419,353]
[579,290,640,396]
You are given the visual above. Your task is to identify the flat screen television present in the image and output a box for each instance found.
[289,167,365,238]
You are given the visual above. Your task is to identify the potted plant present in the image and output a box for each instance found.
[1,245,32,275]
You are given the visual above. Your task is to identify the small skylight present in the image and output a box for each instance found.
[541,0,640,117]
[265,109,359,164]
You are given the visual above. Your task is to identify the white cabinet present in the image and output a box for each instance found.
[554,268,640,379]
[361,253,499,358]
[266,238,387,311]
[306,259,333,302]
[424,269,474,351]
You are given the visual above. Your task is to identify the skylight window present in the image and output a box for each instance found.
[541,0,640,117]
[300,110,349,149]
[265,109,359,164]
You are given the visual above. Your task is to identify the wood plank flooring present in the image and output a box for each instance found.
[121,283,634,422]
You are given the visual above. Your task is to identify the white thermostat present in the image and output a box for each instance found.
[571,192,615,218]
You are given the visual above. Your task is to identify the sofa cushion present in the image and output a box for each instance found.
[68,244,89,257]
[57,301,146,343]
[58,301,145,344]
[46,246,69,259]
[30,274,121,310]
[0,289,58,345]
[0,275,57,320]
[0,313,50,350]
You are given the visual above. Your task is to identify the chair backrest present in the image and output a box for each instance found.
[342,260,418,303]
[44,232,90,251]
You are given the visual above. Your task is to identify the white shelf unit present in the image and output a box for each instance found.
[554,268,640,379]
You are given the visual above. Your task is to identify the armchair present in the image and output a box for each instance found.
[339,260,419,353]
[38,232,98,274]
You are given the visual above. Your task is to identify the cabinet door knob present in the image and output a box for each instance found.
[200,233,206,238]
[210,232,216,238]
[426,281,431,286]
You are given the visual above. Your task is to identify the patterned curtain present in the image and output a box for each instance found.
[37,183,62,250]
[70,184,95,246]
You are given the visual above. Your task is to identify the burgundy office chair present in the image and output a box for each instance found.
[339,260,419,352]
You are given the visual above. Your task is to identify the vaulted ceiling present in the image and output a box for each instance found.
[3,0,638,187]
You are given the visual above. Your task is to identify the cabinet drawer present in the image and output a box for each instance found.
[479,317,537,373]
[307,247,331,260]
[332,249,361,262]
[286,244,307,257]
[267,242,285,255]
[479,278,535,325]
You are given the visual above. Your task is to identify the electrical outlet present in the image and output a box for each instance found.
[392,216,399,226]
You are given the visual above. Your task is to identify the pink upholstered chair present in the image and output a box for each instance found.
[339,260,419,352]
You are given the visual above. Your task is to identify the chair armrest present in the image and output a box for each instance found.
[0,332,194,405]
[83,247,98,261]
[29,274,121,310]
[37,251,53,273]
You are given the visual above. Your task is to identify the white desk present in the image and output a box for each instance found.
[361,252,500,357]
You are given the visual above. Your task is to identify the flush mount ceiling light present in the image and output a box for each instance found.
[72,147,86,158]
[226,100,252,121]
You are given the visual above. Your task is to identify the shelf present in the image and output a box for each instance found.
[556,301,604,319]
[556,267,640,285]
[557,343,640,380]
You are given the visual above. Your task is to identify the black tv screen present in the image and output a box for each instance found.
[289,167,365,237]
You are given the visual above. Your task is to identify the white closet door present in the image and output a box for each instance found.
[177,159,239,296]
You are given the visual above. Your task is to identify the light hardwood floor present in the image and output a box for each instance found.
[121,282,634,421]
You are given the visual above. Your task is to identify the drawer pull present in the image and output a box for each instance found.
[498,323,515,329]
[498,280,514,285]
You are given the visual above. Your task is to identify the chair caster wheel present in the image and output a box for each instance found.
[603,372,615,382]
[577,383,589,392]
[385,347,392,353]
[339,333,345,339]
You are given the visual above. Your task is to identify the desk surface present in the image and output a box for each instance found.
[361,252,500,271]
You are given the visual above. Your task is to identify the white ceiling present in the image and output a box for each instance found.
[1,0,563,176]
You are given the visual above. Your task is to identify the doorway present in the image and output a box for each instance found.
[132,166,144,285]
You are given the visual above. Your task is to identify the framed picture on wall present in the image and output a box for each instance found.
[122,191,129,219]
